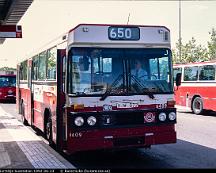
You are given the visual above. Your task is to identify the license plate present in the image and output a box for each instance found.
[116,102,138,108]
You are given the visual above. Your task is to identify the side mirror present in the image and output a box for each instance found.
[176,73,182,87]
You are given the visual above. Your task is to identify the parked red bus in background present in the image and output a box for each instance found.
[17,24,177,154]
[174,60,216,114]
[0,74,16,102]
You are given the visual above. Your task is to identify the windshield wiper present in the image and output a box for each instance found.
[100,73,155,101]
[129,74,155,99]
[100,74,124,101]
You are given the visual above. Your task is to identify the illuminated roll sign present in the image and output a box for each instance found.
[108,26,140,40]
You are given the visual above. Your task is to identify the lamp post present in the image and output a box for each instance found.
[179,0,182,62]
[127,13,130,25]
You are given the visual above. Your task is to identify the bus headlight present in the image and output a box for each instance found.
[168,112,176,121]
[159,112,166,121]
[87,116,97,126]
[74,117,84,126]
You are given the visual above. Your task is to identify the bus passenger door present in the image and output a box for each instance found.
[27,60,33,125]
[56,49,66,151]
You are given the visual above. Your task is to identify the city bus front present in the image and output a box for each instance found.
[0,74,16,102]
[64,24,176,154]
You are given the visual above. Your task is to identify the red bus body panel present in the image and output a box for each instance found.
[175,85,216,111]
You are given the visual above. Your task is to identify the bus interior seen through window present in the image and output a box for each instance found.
[68,48,173,95]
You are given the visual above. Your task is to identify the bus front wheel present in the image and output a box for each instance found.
[192,97,204,115]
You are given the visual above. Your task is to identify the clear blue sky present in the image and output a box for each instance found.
[0,0,216,68]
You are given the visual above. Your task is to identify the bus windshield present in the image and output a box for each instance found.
[0,76,16,87]
[68,48,173,96]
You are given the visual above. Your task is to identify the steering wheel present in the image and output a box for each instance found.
[139,75,157,80]
[150,75,157,80]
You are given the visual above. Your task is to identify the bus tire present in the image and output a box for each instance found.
[45,114,54,147]
[21,103,28,125]
[192,97,204,115]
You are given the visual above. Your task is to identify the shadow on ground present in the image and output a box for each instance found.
[177,109,216,117]
[0,100,16,104]
[65,139,216,169]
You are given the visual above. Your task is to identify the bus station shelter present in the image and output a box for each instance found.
[0,0,33,44]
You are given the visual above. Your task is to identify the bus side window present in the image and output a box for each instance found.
[19,65,23,80]
[184,66,198,81]
[173,67,182,81]
[28,61,32,88]
[33,55,39,80]
[62,55,66,92]
[38,51,47,80]
[47,47,57,80]
[199,65,215,81]
[20,60,27,80]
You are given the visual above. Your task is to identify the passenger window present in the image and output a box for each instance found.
[38,51,47,80]
[47,47,57,80]
[62,55,66,92]
[173,67,182,81]
[199,65,215,81]
[20,60,27,80]
[184,66,198,81]
[33,55,39,80]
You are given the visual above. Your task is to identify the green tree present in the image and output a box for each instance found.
[172,37,209,64]
[194,44,209,62]
[0,67,16,71]
[207,28,216,60]
[172,38,182,64]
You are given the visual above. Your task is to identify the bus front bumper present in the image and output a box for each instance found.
[0,95,16,102]
[66,124,176,154]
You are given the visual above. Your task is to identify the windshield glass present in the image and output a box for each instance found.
[68,48,172,96]
[0,76,16,87]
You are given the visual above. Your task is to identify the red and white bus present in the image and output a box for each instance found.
[174,60,216,114]
[17,24,176,154]
[0,74,16,102]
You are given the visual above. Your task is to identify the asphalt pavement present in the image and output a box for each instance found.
[1,103,216,169]
[0,103,74,169]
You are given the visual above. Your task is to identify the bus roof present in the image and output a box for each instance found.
[67,23,171,47]
[68,23,170,33]
[18,23,171,65]
[173,60,216,67]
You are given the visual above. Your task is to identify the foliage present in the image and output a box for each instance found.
[172,37,209,64]
[207,28,216,60]
[172,27,216,64]
[0,67,16,71]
